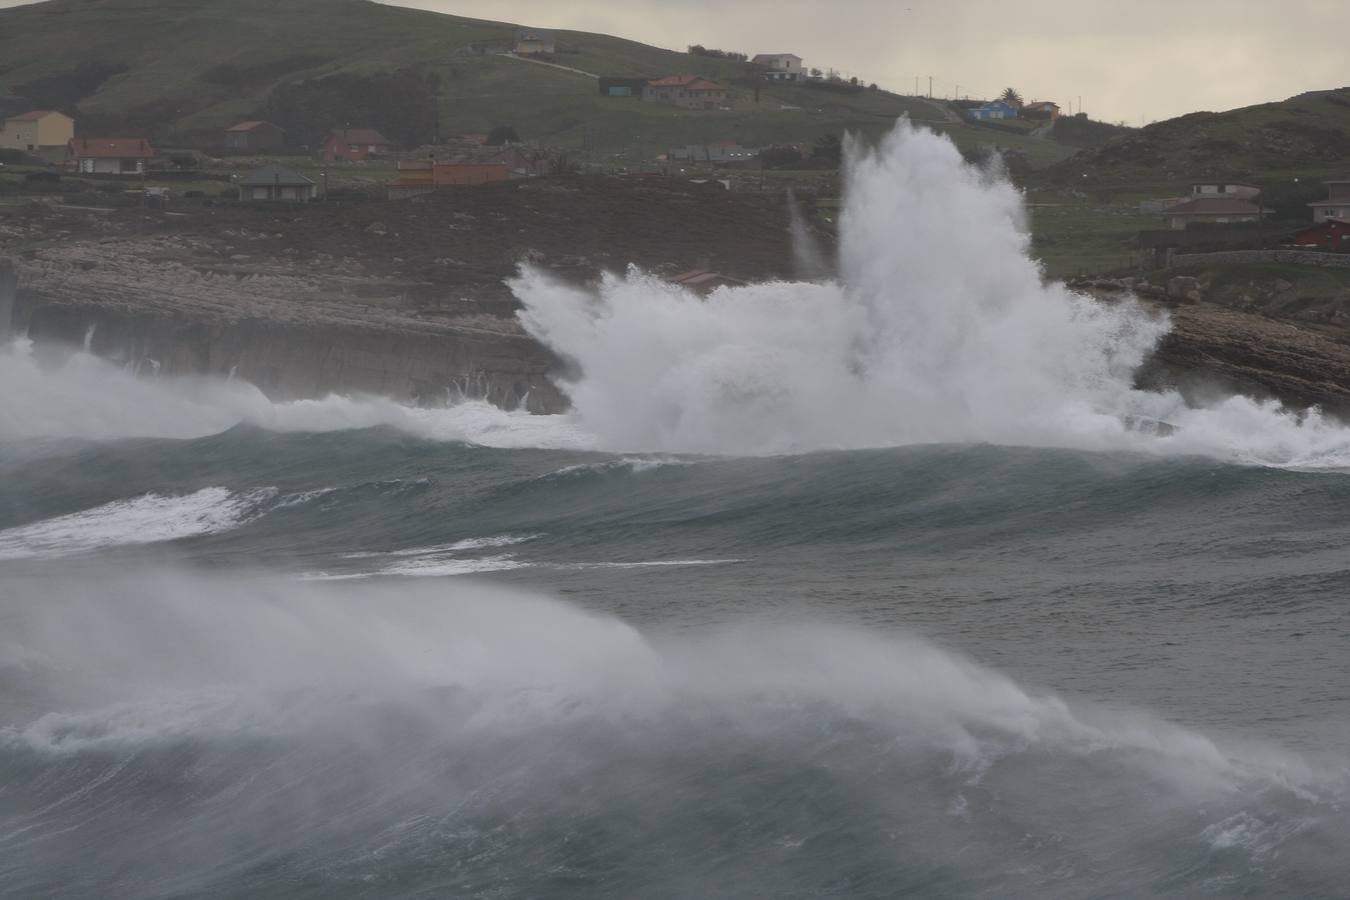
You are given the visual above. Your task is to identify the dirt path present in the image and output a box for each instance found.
[497,52,597,79]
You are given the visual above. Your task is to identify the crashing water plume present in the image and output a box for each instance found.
[512,120,1350,464]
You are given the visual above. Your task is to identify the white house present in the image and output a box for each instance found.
[1309,180,1350,222]
[68,137,153,174]
[752,53,804,81]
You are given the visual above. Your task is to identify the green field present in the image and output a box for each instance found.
[0,0,1075,166]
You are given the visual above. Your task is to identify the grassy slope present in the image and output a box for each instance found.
[1035,88,1350,195]
[0,0,1073,165]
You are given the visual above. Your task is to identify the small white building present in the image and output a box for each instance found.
[514,28,556,56]
[1309,179,1350,222]
[752,53,804,81]
[1190,182,1260,200]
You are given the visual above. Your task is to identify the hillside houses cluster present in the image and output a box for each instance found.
[1137,179,1350,264]
[966,98,1061,122]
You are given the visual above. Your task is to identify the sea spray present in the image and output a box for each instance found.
[0,570,1339,897]
[512,120,1350,464]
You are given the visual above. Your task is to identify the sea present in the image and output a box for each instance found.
[1,122,1348,898]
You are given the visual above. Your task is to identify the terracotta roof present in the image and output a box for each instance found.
[1166,197,1265,216]
[1025,101,1060,110]
[648,74,702,87]
[226,120,277,132]
[327,128,391,145]
[8,110,67,122]
[68,137,153,159]
[685,79,726,92]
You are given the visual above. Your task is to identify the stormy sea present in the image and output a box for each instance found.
[2,123,1349,898]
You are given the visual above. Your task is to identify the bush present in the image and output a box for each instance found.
[218,186,240,200]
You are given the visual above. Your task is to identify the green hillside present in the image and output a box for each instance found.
[1037,87,1350,193]
[0,0,1074,164]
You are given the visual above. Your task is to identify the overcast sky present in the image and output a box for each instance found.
[2,0,1345,122]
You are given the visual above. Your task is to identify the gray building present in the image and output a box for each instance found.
[238,165,316,202]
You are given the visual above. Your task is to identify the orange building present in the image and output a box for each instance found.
[388,160,510,198]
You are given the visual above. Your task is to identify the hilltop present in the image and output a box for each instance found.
[1037,87,1350,194]
[0,0,1072,165]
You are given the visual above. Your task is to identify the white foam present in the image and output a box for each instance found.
[508,121,1350,466]
[393,534,540,555]
[378,555,529,578]
[8,120,1350,467]
[556,559,743,570]
[0,487,274,560]
[0,569,1322,801]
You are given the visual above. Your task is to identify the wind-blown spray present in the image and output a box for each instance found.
[512,121,1350,463]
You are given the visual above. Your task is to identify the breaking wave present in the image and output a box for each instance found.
[0,487,276,560]
[7,121,1350,468]
[512,122,1350,465]
[0,571,1341,897]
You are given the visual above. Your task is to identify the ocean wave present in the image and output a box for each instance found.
[0,487,276,560]
[0,571,1340,896]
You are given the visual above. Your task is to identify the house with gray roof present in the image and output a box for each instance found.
[238,165,316,202]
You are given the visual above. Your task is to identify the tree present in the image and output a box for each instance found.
[849,76,859,87]
[999,87,1023,107]
[486,125,520,146]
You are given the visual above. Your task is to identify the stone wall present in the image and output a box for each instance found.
[1172,249,1350,269]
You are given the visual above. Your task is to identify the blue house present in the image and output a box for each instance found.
[969,100,1019,121]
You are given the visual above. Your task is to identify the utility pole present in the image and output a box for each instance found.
[956,84,960,101]
[915,75,919,96]
[928,76,933,99]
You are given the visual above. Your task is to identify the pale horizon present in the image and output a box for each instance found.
[0,0,1346,123]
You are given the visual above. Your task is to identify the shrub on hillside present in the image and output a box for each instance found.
[264,68,439,150]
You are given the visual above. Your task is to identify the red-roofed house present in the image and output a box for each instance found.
[224,121,285,152]
[68,137,153,174]
[0,110,75,153]
[322,128,393,162]
[643,75,728,110]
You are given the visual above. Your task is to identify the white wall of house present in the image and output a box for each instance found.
[1192,184,1260,199]
[78,158,145,174]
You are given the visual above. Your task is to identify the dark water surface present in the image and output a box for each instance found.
[1,426,1347,897]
